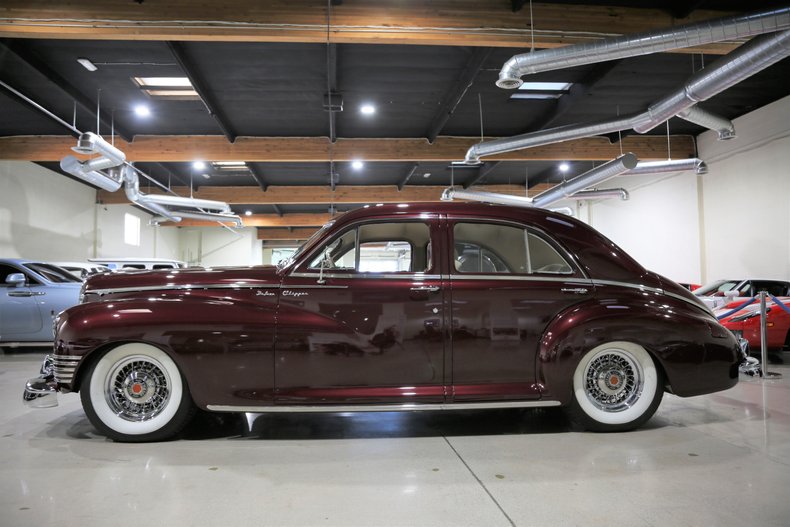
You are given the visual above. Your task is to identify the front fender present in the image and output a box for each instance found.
[55,290,278,408]
[538,295,739,404]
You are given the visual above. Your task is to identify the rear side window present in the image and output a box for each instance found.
[453,222,572,275]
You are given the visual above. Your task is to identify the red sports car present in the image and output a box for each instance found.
[24,202,741,442]
[718,297,790,351]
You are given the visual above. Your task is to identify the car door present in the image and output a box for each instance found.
[276,216,446,405]
[0,263,44,339]
[447,218,594,401]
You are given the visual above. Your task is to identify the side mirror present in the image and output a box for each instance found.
[5,273,26,287]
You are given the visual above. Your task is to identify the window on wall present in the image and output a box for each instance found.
[124,213,141,246]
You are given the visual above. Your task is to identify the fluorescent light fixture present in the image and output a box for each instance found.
[193,161,206,170]
[360,104,376,115]
[423,172,431,178]
[510,93,563,100]
[245,210,253,216]
[134,105,151,117]
[132,77,199,100]
[518,82,572,91]
[134,77,193,87]
[351,160,364,170]
[559,162,570,172]
[211,161,248,172]
[77,58,98,72]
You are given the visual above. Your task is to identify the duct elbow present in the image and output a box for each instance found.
[464,145,481,165]
[440,188,455,201]
[496,57,524,90]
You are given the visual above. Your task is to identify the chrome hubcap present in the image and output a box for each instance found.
[106,356,171,421]
[584,350,644,412]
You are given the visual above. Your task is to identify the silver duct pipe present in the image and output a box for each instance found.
[497,7,790,88]
[123,166,231,213]
[677,107,735,140]
[632,30,790,133]
[564,188,630,201]
[532,153,637,208]
[550,207,574,217]
[466,30,790,163]
[440,187,534,207]
[150,211,243,227]
[60,155,123,192]
[122,166,180,222]
[623,158,708,176]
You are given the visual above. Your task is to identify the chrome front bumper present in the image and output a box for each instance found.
[22,355,59,408]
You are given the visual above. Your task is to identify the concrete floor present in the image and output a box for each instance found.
[2,351,790,527]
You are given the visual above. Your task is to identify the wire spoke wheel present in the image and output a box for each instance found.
[569,341,662,432]
[106,356,172,422]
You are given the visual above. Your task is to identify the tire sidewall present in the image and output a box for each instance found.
[83,343,189,441]
[571,341,660,430]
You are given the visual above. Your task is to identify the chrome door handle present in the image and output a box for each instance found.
[561,288,588,295]
[409,286,441,293]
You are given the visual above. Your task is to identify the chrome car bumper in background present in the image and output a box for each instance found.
[22,355,59,408]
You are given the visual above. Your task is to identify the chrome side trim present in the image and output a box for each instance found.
[0,341,53,348]
[207,400,560,413]
[450,274,590,284]
[285,284,349,290]
[290,272,442,281]
[86,283,279,296]
[591,279,664,295]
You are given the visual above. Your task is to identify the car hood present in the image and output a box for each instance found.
[83,265,282,293]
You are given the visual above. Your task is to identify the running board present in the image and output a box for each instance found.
[207,400,561,413]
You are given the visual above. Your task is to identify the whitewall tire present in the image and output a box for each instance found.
[81,343,195,442]
[568,341,663,432]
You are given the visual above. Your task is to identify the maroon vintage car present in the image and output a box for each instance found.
[24,202,741,441]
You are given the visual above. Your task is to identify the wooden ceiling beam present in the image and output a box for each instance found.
[98,183,555,206]
[0,135,696,162]
[0,1,739,54]
[257,227,318,241]
[166,213,334,228]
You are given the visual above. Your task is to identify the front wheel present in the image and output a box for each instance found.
[80,343,195,442]
[567,341,663,432]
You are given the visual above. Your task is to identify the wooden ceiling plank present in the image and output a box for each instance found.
[257,227,318,241]
[0,135,697,162]
[164,213,334,228]
[0,1,740,54]
[97,183,560,206]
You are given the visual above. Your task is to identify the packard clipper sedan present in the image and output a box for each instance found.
[24,203,742,441]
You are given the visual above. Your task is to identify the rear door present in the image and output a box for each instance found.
[0,263,44,338]
[447,218,594,401]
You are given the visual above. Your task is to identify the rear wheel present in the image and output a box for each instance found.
[80,343,195,442]
[567,341,663,432]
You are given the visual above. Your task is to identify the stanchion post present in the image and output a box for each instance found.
[759,290,783,379]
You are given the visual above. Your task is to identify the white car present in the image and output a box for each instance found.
[694,279,790,309]
[50,261,110,280]
[87,257,187,271]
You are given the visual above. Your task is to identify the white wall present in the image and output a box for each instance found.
[558,94,790,284]
[1,161,184,262]
[178,227,262,267]
[0,161,96,260]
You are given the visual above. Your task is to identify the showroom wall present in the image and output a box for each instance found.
[561,94,790,284]
[178,227,262,267]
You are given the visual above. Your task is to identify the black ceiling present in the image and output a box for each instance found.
[1,1,789,219]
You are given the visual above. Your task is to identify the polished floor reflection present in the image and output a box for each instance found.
[2,350,790,526]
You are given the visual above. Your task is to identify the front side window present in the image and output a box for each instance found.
[453,222,572,275]
[307,222,431,273]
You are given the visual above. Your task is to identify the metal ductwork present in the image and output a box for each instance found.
[441,187,534,207]
[466,30,790,163]
[676,107,735,140]
[496,7,790,88]
[122,166,242,227]
[532,153,637,208]
[623,158,708,176]
[565,188,630,201]
[59,132,126,192]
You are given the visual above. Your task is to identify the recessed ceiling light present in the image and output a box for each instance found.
[245,210,253,216]
[559,162,570,172]
[193,161,206,170]
[360,104,376,115]
[77,58,97,72]
[351,160,364,170]
[134,105,151,117]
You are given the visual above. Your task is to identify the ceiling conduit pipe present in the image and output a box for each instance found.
[564,188,630,201]
[623,158,708,176]
[150,211,243,227]
[60,132,126,192]
[466,30,790,164]
[676,106,736,140]
[531,153,637,208]
[123,166,232,213]
[441,187,534,207]
[496,7,790,87]
[122,166,180,222]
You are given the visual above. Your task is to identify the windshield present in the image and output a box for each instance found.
[276,221,334,270]
[694,280,741,296]
[24,263,81,283]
